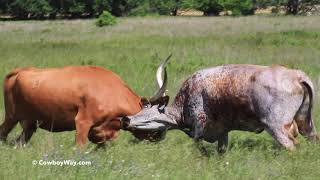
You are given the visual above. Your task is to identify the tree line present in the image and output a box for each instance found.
[0,0,319,19]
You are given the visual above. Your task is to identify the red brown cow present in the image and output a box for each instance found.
[0,55,171,147]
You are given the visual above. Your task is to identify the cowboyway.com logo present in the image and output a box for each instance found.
[32,159,91,166]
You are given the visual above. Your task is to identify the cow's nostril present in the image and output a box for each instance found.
[121,116,130,130]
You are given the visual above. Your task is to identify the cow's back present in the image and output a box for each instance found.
[173,64,266,110]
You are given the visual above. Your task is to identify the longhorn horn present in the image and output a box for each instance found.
[149,54,172,103]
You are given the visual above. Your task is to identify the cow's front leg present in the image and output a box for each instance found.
[217,133,228,153]
[75,108,93,147]
[75,122,92,147]
[195,139,210,156]
[191,111,207,141]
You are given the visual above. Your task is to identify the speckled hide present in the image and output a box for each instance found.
[172,64,317,151]
[124,64,318,152]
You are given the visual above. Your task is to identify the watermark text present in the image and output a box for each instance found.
[32,159,91,166]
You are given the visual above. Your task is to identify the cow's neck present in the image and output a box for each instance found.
[166,99,196,137]
[165,103,184,130]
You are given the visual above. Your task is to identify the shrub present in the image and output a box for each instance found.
[95,11,117,27]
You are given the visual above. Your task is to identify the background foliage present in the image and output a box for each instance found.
[0,0,319,19]
[0,16,320,179]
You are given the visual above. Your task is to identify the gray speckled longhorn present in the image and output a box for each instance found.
[122,64,319,152]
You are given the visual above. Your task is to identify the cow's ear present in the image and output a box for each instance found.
[150,95,170,106]
[158,95,170,107]
[157,96,169,113]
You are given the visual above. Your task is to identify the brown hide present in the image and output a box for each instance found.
[1,66,144,146]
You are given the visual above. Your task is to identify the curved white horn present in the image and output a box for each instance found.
[156,53,171,89]
[149,54,172,102]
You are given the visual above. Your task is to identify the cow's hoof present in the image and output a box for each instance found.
[308,134,320,142]
[217,148,227,154]
[85,145,104,154]
[13,143,26,149]
[0,137,6,142]
[286,145,296,152]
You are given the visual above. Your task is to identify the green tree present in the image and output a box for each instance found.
[181,0,224,16]
[93,0,111,15]
[221,0,255,15]
[253,0,279,9]
[107,0,145,16]
[149,0,179,15]
[127,0,151,16]
[0,0,8,13]
[284,0,320,15]
[8,0,53,18]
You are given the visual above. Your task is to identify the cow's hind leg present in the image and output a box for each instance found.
[263,97,303,151]
[263,117,296,151]
[287,121,299,145]
[256,85,303,150]
[15,120,37,147]
[0,116,19,142]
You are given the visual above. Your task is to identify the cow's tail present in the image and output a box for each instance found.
[297,72,318,140]
[301,81,313,119]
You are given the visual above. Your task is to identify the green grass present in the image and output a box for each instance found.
[0,16,320,179]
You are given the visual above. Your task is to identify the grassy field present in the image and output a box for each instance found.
[0,16,320,179]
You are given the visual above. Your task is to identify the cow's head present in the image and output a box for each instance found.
[88,119,121,144]
[120,54,175,141]
[129,96,170,141]
[121,96,179,141]
[89,54,172,143]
